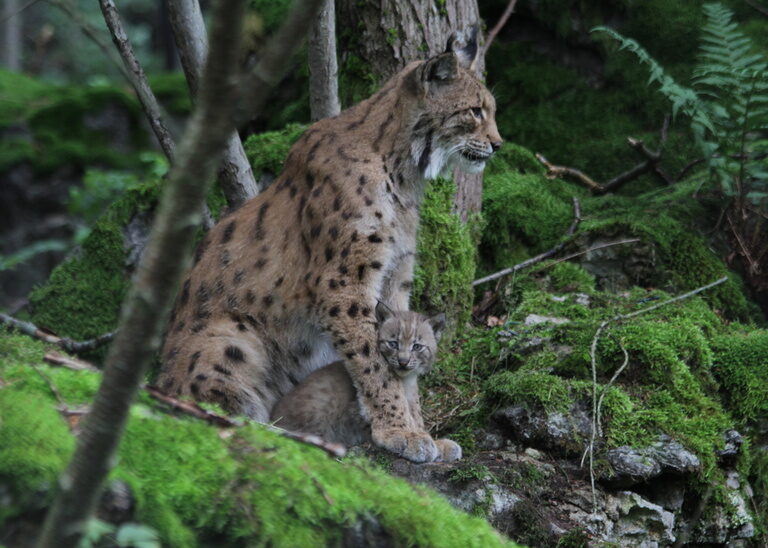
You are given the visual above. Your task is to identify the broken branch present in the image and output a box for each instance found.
[536,153,605,192]
[0,312,115,353]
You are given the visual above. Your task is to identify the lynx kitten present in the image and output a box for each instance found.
[271,302,461,462]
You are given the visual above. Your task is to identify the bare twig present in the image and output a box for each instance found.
[44,351,101,372]
[581,276,728,512]
[744,0,768,18]
[30,361,66,408]
[98,0,176,160]
[536,153,605,192]
[484,0,518,52]
[0,312,115,353]
[144,384,241,428]
[273,427,347,458]
[532,238,641,274]
[49,0,132,82]
[472,197,582,286]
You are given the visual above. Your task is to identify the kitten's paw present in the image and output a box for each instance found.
[435,438,462,462]
[372,428,438,463]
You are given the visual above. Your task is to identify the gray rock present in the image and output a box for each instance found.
[523,313,570,326]
[602,436,700,486]
[605,491,676,547]
[493,401,592,456]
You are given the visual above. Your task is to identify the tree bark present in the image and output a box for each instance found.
[308,0,340,121]
[35,0,324,545]
[2,0,22,71]
[336,0,485,220]
[166,0,259,208]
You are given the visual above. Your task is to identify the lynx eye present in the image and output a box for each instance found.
[412,343,424,351]
[470,107,483,119]
[387,340,399,349]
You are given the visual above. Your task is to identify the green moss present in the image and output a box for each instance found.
[485,368,571,413]
[28,179,162,350]
[413,178,477,335]
[0,330,517,547]
[480,166,576,273]
[711,329,768,423]
[0,390,74,523]
[549,262,595,293]
[243,124,306,179]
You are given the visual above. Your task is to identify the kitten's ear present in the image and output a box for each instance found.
[428,313,447,342]
[375,301,395,324]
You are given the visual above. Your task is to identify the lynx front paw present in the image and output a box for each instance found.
[434,438,462,462]
[372,428,438,463]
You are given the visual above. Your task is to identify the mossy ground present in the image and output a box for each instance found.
[0,329,516,547]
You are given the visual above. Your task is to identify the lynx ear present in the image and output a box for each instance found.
[446,25,480,70]
[422,52,459,84]
[427,313,447,342]
[375,301,395,324]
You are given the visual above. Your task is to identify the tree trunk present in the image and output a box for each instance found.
[2,0,22,71]
[308,0,340,121]
[336,0,485,220]
[166,0,260,208]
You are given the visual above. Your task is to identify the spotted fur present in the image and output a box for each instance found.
[156,30,501,463]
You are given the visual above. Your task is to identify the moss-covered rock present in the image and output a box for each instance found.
[0,329,515,547]
[27,179,162,349]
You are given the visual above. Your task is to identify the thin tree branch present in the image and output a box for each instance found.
[536,153,605,192]
[98,0,176,160]
[484,0,518,52]
[471,198,589,287]
[0,312,115,353]
[49,0,132,82]
[44,351,101,372]
[534,239,642,273]
[744,0,768,18]
[166,0,259,207]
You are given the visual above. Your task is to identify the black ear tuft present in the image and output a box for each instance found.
[375,300,395,324]
[458,25,479,69]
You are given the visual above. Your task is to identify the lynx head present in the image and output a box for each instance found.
[406,25,503,179]
[375,302,446,379]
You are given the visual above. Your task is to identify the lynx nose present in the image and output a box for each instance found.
[398,357,410,367]
[490,140,503,152]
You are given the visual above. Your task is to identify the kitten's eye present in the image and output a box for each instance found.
[470,107,483,119]
[388,340,399,349]
[412,343,424,351]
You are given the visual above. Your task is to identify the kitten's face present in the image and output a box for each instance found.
[375,303,445,379]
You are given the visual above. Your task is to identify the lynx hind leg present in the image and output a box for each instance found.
[434,438,462,463]
[159,331,274,422]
